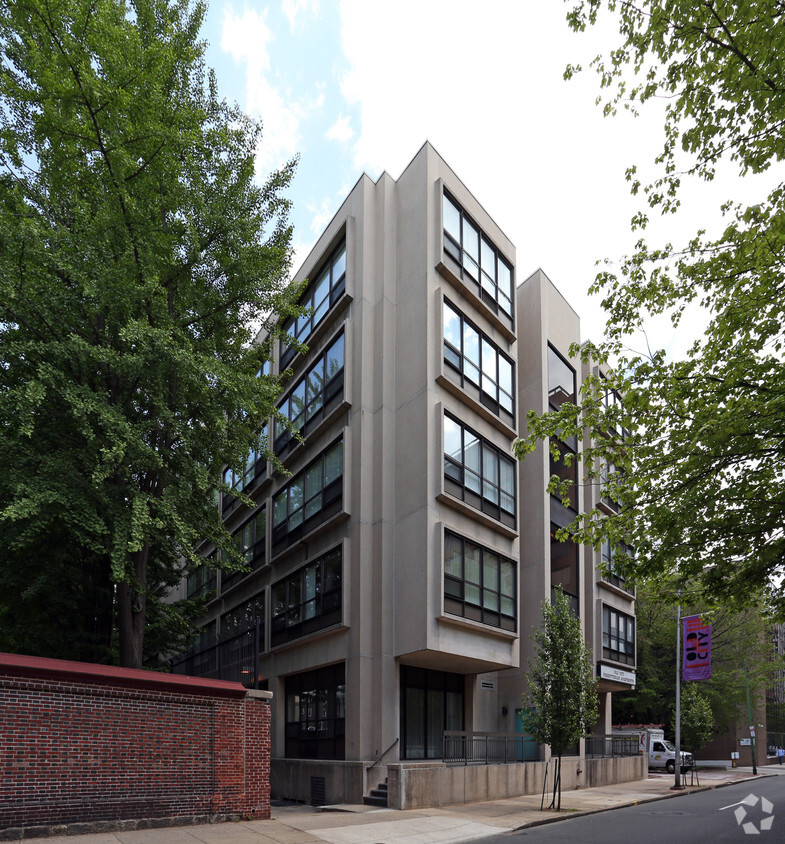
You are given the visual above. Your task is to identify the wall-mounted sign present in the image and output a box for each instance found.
[599,664,636,686]
[740,739,751,746]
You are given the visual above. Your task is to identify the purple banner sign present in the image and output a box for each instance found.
[683,615,712,681]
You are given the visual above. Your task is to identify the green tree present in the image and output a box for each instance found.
[0,0,298,667]
[523,587,599,811]
[672,683,715,758]
[612,582,780,746]
[516,2,785,617]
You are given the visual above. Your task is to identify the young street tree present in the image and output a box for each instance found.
[522,587,598,811]
[516,2,785,617]
[0,0,297,667]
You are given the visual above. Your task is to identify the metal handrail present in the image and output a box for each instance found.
[369,738,399,770]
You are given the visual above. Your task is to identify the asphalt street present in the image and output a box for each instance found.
[477,776,784,843]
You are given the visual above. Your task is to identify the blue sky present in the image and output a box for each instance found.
[198,1,765,349]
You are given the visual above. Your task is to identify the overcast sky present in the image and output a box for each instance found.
[199,0,771,352]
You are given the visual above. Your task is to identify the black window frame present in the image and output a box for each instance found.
[274,331,345,457]
[603,605,636,666]
[442,192,513,318]
[443,299,514,422]
[443,413,516,528]
[220,505,267,593]
[271,438,344,555]
[222,425,268,516]
[285,663,345,760]
[443,530,516,631]
[271,547,342,647]
[400,666,465,760]
[280,241,346,371]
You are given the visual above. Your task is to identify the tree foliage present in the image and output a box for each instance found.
[0,0,297,667]
[613,582,781,744]
[516,2,785,615]
[673,682,715,756]
[523,587,598,811]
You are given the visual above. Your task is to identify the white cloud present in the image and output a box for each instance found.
[282,0,320,32]
[220,6,306,173]
[335,0,699,345]
[307,196,341,237]
[326,115,354,144]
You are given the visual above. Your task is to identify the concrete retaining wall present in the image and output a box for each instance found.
[388,755,646,809]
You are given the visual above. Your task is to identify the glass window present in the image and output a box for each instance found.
[275,331,345,454]
[548,345,576,410]
[280,241,347,369]
[443,414,515,524]
[401,666,464,760]
[272,548,343,646]
[443,530,516,630]
[285,663,345,760]
[442,193,513,317]
[272,439,344,552]
[603,605,635,666]
[442,301,514,420]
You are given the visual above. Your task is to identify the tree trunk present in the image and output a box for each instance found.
[117,545,148,668]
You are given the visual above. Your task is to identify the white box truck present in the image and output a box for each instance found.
[614,726,694,773]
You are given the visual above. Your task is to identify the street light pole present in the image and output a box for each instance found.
[745,659,758,775]
[673,601,683,790]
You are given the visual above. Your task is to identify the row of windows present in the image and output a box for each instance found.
[275,332,345,456]
[444,531,516,631]
[272,439,343,553]
[443,414,516,528]
[272,547,342,647]
[280,242,346,371]
[443,300,514,419]
[443,193,513,318]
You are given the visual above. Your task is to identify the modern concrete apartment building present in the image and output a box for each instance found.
[171,142,638,807]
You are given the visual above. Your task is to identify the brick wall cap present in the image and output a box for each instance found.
[0,652,248,697]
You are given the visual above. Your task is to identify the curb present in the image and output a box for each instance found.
[510,775,769,832]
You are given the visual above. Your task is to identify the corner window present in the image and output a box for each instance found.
[443,414,515,527]
[280,241,346,370]
[444,531,516,631]
[272,547,342,646]
[442,193,512,317]
[603,605,635,666]
[443,301,514,421]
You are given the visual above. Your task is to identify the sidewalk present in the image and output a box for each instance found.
[14,767,776,844]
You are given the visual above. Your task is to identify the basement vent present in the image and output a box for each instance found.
[310,776,326,806]
[481,681,495,690]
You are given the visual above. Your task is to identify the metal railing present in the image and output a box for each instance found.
[443,731,539,765]
[584,734,640,758]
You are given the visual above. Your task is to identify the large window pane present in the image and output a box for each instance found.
[443,195,461,243]
[444,416,463,463]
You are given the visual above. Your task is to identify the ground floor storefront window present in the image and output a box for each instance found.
[400,666,464,759]
[285,663,345,759]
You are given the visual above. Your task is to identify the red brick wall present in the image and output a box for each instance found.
[0,653,271,831]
